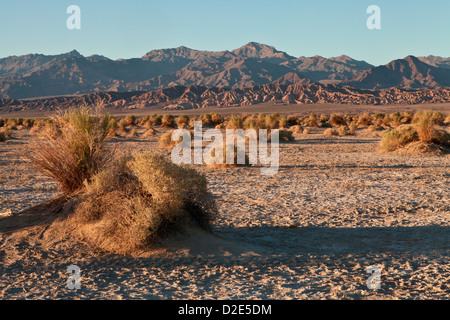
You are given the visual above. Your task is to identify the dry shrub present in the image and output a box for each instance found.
[72,153,217,253]
[444,114,450,125]
[302,128,310,135]
[0,126,13,139]
[415,110,436,143]
[379,125,418,152]
[349,121,357,135]
[206,141,250,168]
[272,129,294,142]
[124,115,136,126]
[211,113,224,126]
[176,115,190,128]
[287,115,298,126]
[324,128,338,136]
[0,131,5,142]
[128,129,138,138]
[307,113,319,127]
[159,130,185,148]
[28,106,113,194]
[161,114,175,128]
[357,112,372,127]
[143,128,156,137]
[289,125,303,134]
[279,115,288,129]
[329,113,346,127]
[337,126,351,136]
[227,114,244,129]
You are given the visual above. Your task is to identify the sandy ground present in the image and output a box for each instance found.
[0,125,449,300]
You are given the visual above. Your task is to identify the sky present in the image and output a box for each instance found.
[0,0,449,66]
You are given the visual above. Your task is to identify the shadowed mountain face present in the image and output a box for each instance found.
[0,43,372,99]
[343,56,450,89]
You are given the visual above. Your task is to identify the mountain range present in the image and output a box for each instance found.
[1,42,450,100]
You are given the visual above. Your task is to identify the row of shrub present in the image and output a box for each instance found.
[379,110,450,152]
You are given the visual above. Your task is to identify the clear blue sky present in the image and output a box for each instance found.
[0,0,449,66]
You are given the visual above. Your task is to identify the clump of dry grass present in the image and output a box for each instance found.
[28,106,113,194]
[324,128,338,136]
[379,125,419,152]
[289,125,303,134]
[0,126,13,140]
[71,152,217,254]
[329,113,346,127]
[337,126,351,136]
[302,128,310,135]
[158,130,186,148]
[176,115,190,129]
[227,114,244,129]
[272,129,294,142]
[161,114,175,128]
[357,112,372,127]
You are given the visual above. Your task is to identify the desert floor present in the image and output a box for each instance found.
[0,124,449,300]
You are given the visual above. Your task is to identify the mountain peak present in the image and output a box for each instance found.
[232,42,295,62]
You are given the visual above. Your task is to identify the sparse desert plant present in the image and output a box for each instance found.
[307,113,319,127]
[415,110,436,143]
[265,113,280,129]
[161,114,175,128]
[227,114,244,129]
[390,112,402,127]
[28,106,113,194]
[159,130,185,148]
[324,128,338,136]
[379,125,418,152]
[287,115,298,126]
[211,113,224,126]
[349,121,357,135]
[73,152,217,253]
[124,115,136,126]
[143,128,156,137]
[290,125,303,134]
[274,129,294,142]
[150,114,162,126]
[0,131,5,142]
[357,112,372,127]
[444,114,450,125]
[128,129,138,138]
[243,117,258,130]
[205,141,250,167]
[279,115,288,129]
[329,113,346,127]
[0,126,13,139]
[319,113,329,124]
[337,126,351,136]
[118,118,129,133]
[401,111,413,124]
[176,115,190,128]
[107,117,119,137]
[302,128,310,135]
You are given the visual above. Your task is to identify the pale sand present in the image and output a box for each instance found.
[0,126,449,300]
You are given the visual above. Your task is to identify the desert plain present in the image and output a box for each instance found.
[0,104,449,300]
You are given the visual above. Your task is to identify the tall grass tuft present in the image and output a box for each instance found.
[28,106,113,194]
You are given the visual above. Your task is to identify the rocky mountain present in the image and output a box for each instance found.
[2,83,450,114]
[2,44,450,101]
[0,43,374,99]
[281,55,373,82]
[343,56,450,90]
[418,55,450,69]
